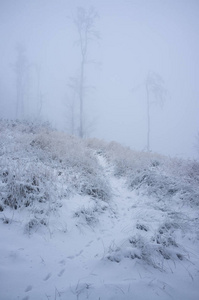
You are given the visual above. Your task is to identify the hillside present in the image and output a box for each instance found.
[0,120,199,300]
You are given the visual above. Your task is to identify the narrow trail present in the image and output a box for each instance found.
[95,153,136,243]
[94,153,161,245]
[63,153,137,263]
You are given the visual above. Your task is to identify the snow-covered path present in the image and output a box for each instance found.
[1,153,199,300]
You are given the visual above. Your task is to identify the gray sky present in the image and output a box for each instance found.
[0,0,199,159]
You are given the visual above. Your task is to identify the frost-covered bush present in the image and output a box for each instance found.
[0,118,52,134]
[0,119,111,217]
[85,138,108,155]
[73,168,111,201]
[129,170,179,199]
[127,161,199,206]
[0,159,57,210]
[107,220,188,270]
[29,130,111,201]
[86,138,199,207]
[24,217,48,235]
[74,199,109,227]
[74,205,99,226]
[86,139,165,178]
[29,130,89,168]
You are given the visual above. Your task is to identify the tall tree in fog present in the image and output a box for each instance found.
[66,76,79,135]
[132,71,166,152]
[145,71,166,152]
[34,64,43,118]
[14,43,29,119]
[74,7,99,138]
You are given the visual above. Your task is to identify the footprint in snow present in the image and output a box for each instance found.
[67,255,75,259]
[86,240,93,247]
[22,296,29,300]
[68,250,84,259]
[59,259,66,265]
[25,285,32,292]
[76,250,83,257]
[58,268,65,277]
[43,273,51,281]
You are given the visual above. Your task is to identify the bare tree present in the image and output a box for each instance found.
[132,71,167,152]
[33,64,44,118]
[14,43,29,119]
[74,6,99,138]
[145,71,166,151]
[66,76,79,135]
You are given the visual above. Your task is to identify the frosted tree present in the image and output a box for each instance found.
[66,76,79,135]
[145,71,167,151]
[14,43,29,119]
[34,64,43,117]
[132,71,167,151]
[73,6,99,138]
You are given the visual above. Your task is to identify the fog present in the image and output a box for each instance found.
[0,0,199,159]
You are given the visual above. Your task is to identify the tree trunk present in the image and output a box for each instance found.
[79,57,85,138]
[146,83,150,152]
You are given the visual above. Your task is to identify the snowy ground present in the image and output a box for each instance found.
[1,151,199,300]
[0,121,199,299]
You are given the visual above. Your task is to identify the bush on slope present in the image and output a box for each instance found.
[0,120,111,217]
[86,138,199,206]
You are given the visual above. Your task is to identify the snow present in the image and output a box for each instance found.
[0,121,199,299]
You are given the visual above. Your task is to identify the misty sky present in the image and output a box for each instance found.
[0,0,199,159]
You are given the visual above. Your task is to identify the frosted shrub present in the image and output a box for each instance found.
[107,221,187,271]
[87,139,165,178]
[73,168,111,201]
[85,138,108,154]
[0,159,56,210]
[29,130,86,167]
[0,119,111,217]
[127,159,199,207]
[91,139,199,207]
[29,131,111,201]
[74,205,99,226]
[129,170,179,199]
[24,217,48,235]
[164,157,199,184]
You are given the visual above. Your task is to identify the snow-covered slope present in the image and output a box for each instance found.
[0,120,199,300]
